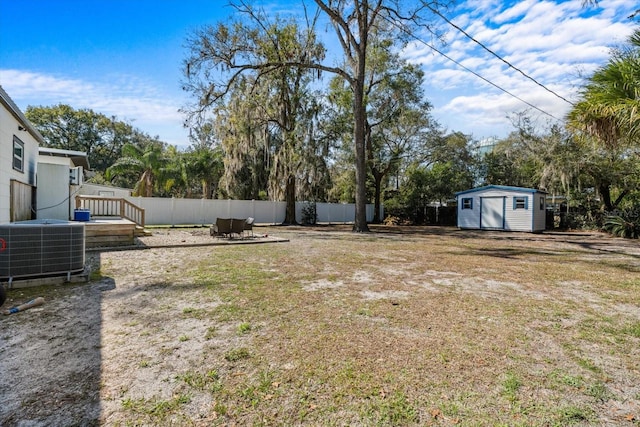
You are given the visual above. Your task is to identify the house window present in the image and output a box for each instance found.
[13,136,24,172]
[540,196,545,210]
[514,196,528,210]
[462,198,473,209]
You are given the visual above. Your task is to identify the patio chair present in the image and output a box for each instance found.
[230,218,246,239]
[211,218,232,238]
[244,217,254,238]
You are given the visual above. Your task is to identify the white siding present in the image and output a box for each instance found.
[503,193,532,231]
[457,186,545,232]
[0,102,39,223]
[457,194,480,229]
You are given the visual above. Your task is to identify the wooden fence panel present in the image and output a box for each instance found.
[10,180,34,222]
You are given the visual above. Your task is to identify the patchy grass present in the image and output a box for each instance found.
[121,393,191,422]
[93,226,640,426]
[236,321,252,335]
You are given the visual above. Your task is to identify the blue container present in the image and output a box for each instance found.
[74,209,91,221]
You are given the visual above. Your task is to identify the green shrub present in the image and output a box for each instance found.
[301,202,317,225]
[603,210,640,239]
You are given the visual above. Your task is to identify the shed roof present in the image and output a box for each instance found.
[39,147,90,170]
[455,185,547,196]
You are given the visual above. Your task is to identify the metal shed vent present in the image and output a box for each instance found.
[0,220,85,281]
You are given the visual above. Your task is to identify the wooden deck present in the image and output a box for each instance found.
[83,218,141,248]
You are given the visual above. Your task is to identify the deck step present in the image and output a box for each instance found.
[135,225,152,237]
[84,219,136,248]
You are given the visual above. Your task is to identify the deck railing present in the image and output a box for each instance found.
[76,196,145,227]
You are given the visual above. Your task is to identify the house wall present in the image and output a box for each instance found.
[0,100,39,223]
[458,188,545,232]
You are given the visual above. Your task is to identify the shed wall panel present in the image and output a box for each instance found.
[504,194,533,231]
[458,195,480,228]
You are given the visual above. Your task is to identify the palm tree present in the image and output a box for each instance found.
[567,29,640,147]
[106,143,168,197]
[183,146,224,199]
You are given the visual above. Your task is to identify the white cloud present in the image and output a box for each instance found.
[493,0,536,24]
[0,68,189,146]
[410,0,637,139]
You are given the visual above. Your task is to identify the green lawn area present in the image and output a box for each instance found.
[95,226,640,425]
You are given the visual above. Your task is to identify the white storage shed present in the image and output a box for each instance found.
[456,185,546,232]
[37,147,90,221]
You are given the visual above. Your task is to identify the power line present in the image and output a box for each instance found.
[426,5,576,106]
[382,15,563,120]
[421,41,562,120]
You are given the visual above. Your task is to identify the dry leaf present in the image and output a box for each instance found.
[430,408,441,419]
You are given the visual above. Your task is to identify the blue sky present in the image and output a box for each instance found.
[0,0,637,148]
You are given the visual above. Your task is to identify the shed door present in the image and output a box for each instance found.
[481,197,505,229]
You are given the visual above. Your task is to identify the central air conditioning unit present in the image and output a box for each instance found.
[0,220,85,282]
[70,166,83,185]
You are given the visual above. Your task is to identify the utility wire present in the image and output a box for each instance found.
[426,5,576,106]
[382,15,563,120]
[31,184,84,214]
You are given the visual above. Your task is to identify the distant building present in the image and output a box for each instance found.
[474,137,498,157]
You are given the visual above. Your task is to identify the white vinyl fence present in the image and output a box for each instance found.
[124,197,379,226]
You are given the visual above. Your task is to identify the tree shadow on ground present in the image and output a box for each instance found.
[281,224,640,267]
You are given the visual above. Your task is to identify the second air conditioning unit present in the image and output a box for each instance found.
[69,166,83,185]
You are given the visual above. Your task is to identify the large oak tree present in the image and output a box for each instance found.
[183,0,446,231]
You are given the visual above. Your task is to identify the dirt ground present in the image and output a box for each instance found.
[0,226,638,426]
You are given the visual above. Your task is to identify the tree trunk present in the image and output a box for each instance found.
[283,174,297,225]
[353,84,370,232]
[202,180,212,199]
[352,16,370,233]
[598,182,613,211]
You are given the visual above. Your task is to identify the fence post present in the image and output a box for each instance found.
[171,197,175,227]
[272,201,276,225]
[201,198,205,225]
